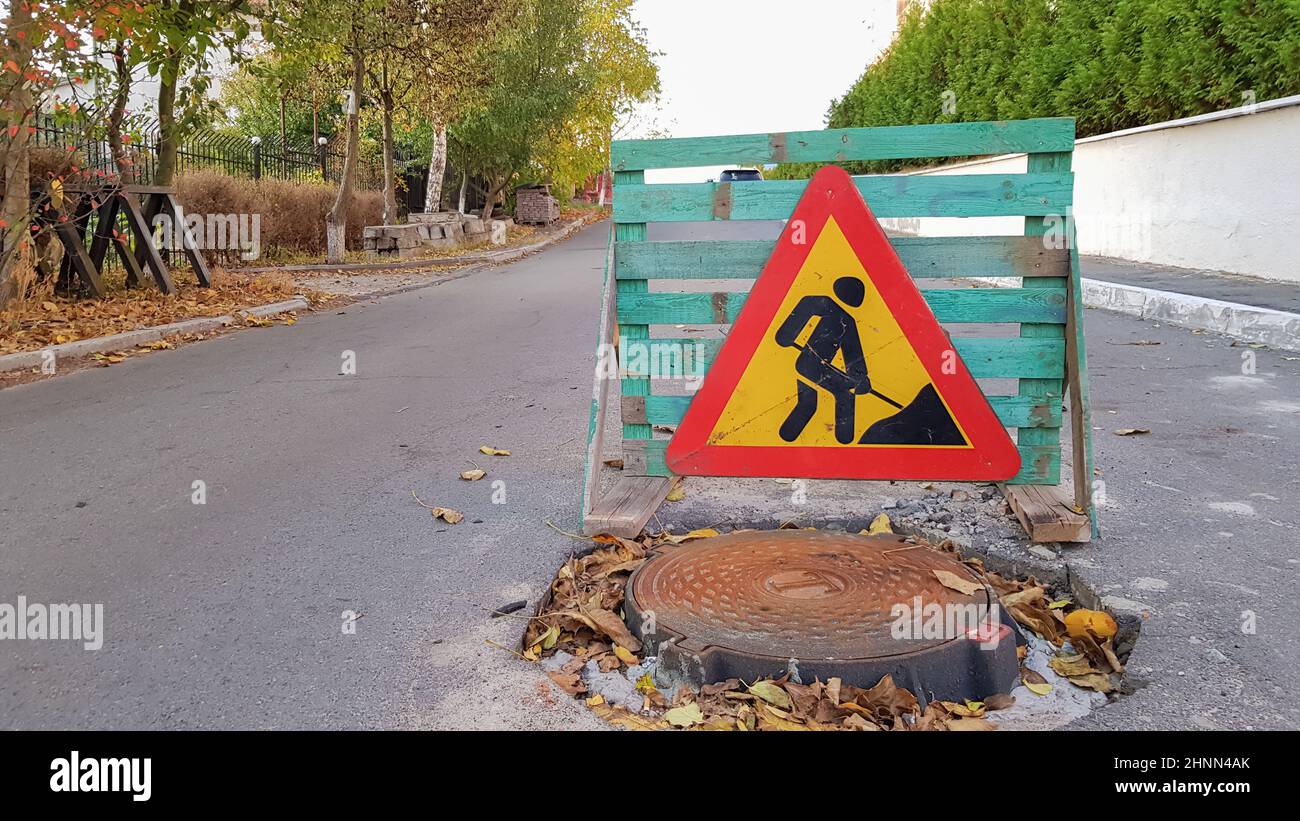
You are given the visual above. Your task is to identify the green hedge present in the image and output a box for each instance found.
[772,0,1300,176]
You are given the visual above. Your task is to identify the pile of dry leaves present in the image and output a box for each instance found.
[0,270,330,356]
[524,529,1125,731]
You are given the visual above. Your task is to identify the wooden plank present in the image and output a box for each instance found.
[1016,151,1070,499]
[626,437,1058,484]
[615,170,651,446]
[616,288,1068,326]
[162,193,213,287]
[118,192,176,295]
[627,392,1062,430]
[613,173,1074,223]
[622,337,1064,380]
[629,393,1064,430]
[580,226,617,521]
[583,476,672,538]
[1000,483,1091,543]
[612,118,1077,170]
[87,195,120,272]
[616,236,1070,281]
[51,219,107,298]
[1066,241,1098,538]
[129,191,165,288]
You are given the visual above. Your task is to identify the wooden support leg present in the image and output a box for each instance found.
[50,217,107,298]
[88,195,120,273]
[162,193,212,286]
[118,192,176,295]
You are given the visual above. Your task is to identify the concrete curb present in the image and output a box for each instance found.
[346,215,596,301]
[242,214,597,275]
[0,296,309,373]
[1082,278,1300,352]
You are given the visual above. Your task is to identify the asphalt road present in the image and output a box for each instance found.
[1,219,1297,730]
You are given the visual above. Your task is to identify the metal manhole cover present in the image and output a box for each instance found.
[624,530,1020,702]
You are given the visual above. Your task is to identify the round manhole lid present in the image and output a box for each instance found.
[627,530,994,661]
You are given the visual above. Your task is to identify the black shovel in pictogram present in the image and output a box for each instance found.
[788,342,966,446]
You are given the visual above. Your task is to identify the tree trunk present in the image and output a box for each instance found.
[423,125,447,213]
[107,41,134,183]
[326,50,365,263]
[481,174,509,222]
[0,0,35,305]
[153,51,183,185]
[457,170,467,214]
[380,91,398,225]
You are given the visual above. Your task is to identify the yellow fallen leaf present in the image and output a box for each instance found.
[1025,681,1053,696]
[635,672,656,694]
[748,680,792,710]
[1048,598,1072,609]
[431,507,464,524]
[865,512,892,534]
[664,702,704,728]
[947,717,997,731]
[585,694,605,707]
[479,446,511,456]
[665,485,685,502]
[1064,608,1118,641]
[533,625,559,651]
[459,469,486,481]
[613,645,639,666]
[933,569,983,596]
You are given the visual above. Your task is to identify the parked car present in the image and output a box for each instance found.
[718,168,764,182]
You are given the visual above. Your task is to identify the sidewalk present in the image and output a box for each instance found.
[1081,256,1299,315]
[1077,256,1300,352]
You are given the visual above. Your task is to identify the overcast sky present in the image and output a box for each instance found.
[629,0,897,181]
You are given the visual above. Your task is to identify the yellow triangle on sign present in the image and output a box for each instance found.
[709,216,970,449]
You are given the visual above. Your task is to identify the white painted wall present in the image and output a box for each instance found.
[878,96,1300,284]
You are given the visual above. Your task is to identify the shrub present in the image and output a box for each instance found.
[174,170,382,261]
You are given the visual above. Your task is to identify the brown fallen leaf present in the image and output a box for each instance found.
[1066,672,1116,693]
[933,569,983,596]
[983,693,1016,711]
[546,670,587,696]
[1049,652,1102,678]
[602,458,624,469]
[459,469,486,481]
[1113,428,1150,436]
[590,702,667,730]
[582,607,642,652]
[431,507,463,524]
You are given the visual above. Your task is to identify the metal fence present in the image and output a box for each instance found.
[31,112,390,190]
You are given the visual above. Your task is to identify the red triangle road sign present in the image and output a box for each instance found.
[665,165,1021,481]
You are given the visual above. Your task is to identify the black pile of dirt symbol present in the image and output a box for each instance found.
[860,384,966,446]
